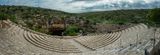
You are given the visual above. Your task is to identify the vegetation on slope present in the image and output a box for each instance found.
[0,5,157,36]
[0,13,16,20]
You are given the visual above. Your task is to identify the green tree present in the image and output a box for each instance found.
[64,25,79,36]
[147,8,160,27]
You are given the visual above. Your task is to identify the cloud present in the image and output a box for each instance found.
[0,0,160,13]
[66,0,160,12]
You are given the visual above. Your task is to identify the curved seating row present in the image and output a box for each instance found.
[74,24,148,50]
[4,21,82,53]
[121,24,148,33]
[23,29,82,53]
[74,32,122,50]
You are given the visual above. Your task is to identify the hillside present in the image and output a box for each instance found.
[0,5,149,36]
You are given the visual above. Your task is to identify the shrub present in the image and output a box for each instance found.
[64,25,79,36]
[0,13,17,23]
[0,13,9,20]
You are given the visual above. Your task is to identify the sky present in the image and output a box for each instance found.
[0,0,160,13]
